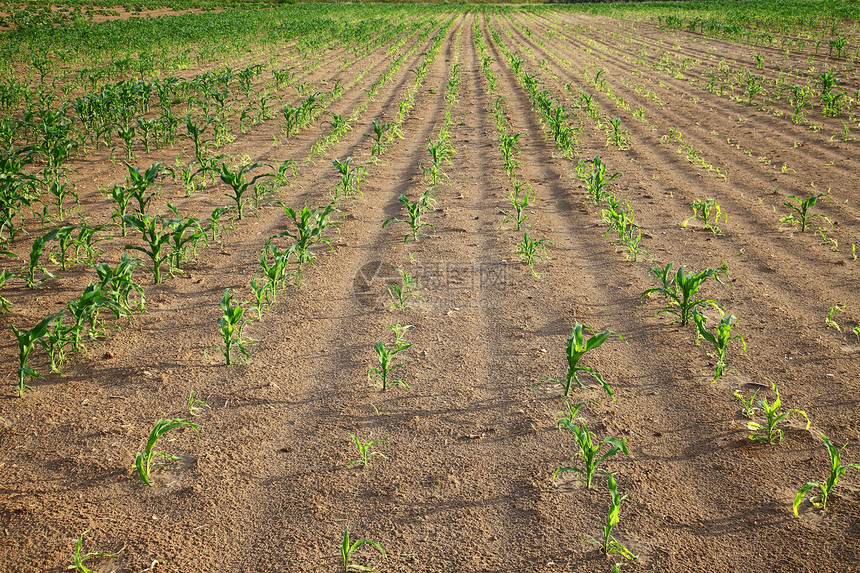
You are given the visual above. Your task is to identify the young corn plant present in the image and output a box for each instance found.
[341,528,386,572]
[734,388,760,419]
[11,313,60,397]
[387,269,422,309]
[601,196,648,262]
[259,242,296,299]
[248,276,271,318]
[65,282,124,352]
[216,160,276,220]
[41,314,76,375]
[516,233,551,277]
[389,322,413,345]
[134,418,201,487]
[204,289,252,365]
[794,434,860,516]
[163,208,206,277]
[500,188,530,231]
[825,304,844,331]
[68,530,118,573]
[692,310,746,383]
[25,229,59,288]
[581,156,621,205]
[367,341,411,391]
[554,416,630,489]
[555,397,591,429]
[123,213,172,284]
[540,323,626,400]
[422,136,454,186]
[346,432,386,468]
[498,132,521,178]
[365,119,391,161]
[95,255,145,316]
[46,225,77,271]
[384,193,435,243]
[781,192,831,232]
[604,117,630,150]
[188,390,209,416]
[684,198,726,236]
[331,157,366,204]
[123,161,164,215]
[747,382,810,444]
[641,262,728,326]
[108,183,133,236]
[274,202,337,268]
[0,269,17,313]
[583,474,638,560]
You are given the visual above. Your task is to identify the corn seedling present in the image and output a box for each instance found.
[365,119,390,160]
[124,161,164,214]
[188,390,209,416]
[500,188,530,231]
[341,527,386,572]
[25,229,59,288]
[794,434,860,516]
[95,255,144,315]
[641,262,728,326]
[45,225,76,271]
[331,157,366,204]
[554,416,630,489]
[367,341,411,391]
[583,474,638,560]
[747,382,809,444]
[346,432,386,467]
[734,388,760,419]
[516,233,551,277]
[389,322,413,345]
[387,269,422,309]
[539,323,625,400]
[107,183,133,236]
[206,206,236,244]
[498,132,521,178]
[216,160,277,220]
[692,310,746,383]
[743,69,765,107]
[44,181,78,223]
[825,304,844,331]
[781,192,831,232]
[248,276,271,318]
[601,196,648,262]
[11,313,60,396]
[684,198,726,236]
[184,115,214,164]
[0,269,16,312]
[260,241,296,297]
[204,289,252,365]
[581,156,621,205]
[65,282,124,352]
[123,213,172,284]
[134,418,201,487]
[421,136,454,187]
[68,530,118,573]
[605,117,630,150]
[384,193,435,243]
[555,397,591,429]
[274,202,337,267]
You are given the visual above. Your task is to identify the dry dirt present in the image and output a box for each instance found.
[1,9,859,573]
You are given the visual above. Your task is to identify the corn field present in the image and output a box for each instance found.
[1,1,859,571]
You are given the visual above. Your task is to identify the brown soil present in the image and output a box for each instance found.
[2,10,859,573]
